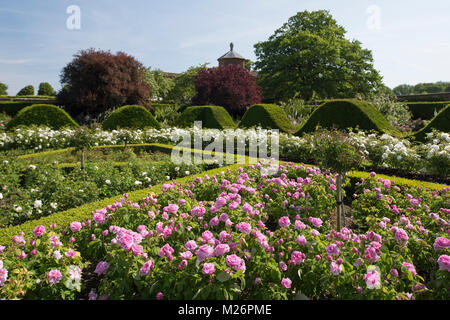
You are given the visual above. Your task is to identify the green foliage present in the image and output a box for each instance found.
[166,64,209,106]
[6,104,79,130]
[177,105,236,129]
[17,85,34,96]
[152,103,181,127]
[413,104,450,141]
[145,68,174,101]
[394,82,450,95]
[401,102,449,120]
[278,96,315,127]
[238,104,295,133]
[254,10,382,102]
[393,84,414,96]
[369,94,412,130]
[102,105,161,130]
[0,101,47,117]
[37,82,56,96]
[0,82,7,95]
[295,99,398,136]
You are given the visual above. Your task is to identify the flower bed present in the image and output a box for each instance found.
[0,161,448,300]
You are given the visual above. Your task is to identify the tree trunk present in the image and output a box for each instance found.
[336,174,345,231]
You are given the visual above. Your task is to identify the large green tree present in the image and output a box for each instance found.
[145,67,174,101]
[254,10,383,102]
[0,82,7,95]
[166,63,209,106]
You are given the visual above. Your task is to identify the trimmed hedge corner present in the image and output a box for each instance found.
[177,105,236,129]
[6,104,79,130]
[401,101,450,120]
[413,104,450,142]
[238,104,295,133]
[102,105,161,130]
[295,99,398,137]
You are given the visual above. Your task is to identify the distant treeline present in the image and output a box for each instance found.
[393,81,450,96]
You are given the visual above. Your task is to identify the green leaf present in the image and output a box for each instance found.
[216,271,231,282]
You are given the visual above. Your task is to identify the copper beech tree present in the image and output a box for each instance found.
[193,65,261,117]
[57,48,151,122]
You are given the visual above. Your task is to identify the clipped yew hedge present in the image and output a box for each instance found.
[102,105,161,130]
[238,104,295,133]
[6,104,79,130]
[177,105,236,129]
[413,104,450,141]
[0,100,56,116]
[295,99,398,136]
[402,101,450,120]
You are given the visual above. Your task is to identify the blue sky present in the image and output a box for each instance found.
[1,0,449,95]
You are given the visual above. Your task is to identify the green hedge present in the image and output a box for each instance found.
[413,104,450,141]
[6,104,79,130]
[401,101,450,120]
[238,104,295,133]
[295,99,399,137]
[177,105,236,129]
[102,105,161,130]
[0,100,56,116]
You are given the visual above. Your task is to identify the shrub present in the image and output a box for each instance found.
[57,48,151,121]
[37,82,56,96]
[238,104,295,133]
[16,85,34,96]
[152,103,181,127]
[401,102,449,120]
[369,95,412,130]
[102,105,161,130]
[0,101,52,117]
[193,65,262,117]
[177,105,236,129]
[6,104,79,130]
[0,82,7,95]
[413,104,450,142]
[295,99,398,136]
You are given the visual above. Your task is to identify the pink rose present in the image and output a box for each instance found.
[69,221,82,232]
[281,277,292,289]
[202,263,215,275]
[94,261,110,275]
[47,269,62,285]
[33,225,46,237]
[215,244,230,256]
[236,222,252,234]
[278,216,290,228]
[433,237,449,251]
[226,254,246,272]
[437,255,450,272]
[196,244,214,261]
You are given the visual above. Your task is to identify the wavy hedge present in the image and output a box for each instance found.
[102,105,161,130]
[238,104,295,133]
[177,105,236,129]
[402,101,449,120]
[0,100,56,116]
[295,99,398,136]
[6,104,79,130]
[413,104,450,141]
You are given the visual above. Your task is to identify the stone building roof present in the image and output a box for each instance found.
[218,42,246,61]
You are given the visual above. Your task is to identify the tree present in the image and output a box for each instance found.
[0,82,7,96]
[57,48,151,122]
[38,82,56,96]
[166,63,209,106]
[393,84,413,96]
[17,85,34,96]
[193,65,261,117]
[254,10,383,102]
[145,67,174,101]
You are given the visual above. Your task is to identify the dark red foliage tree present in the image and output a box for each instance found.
[193,65,261,117]
[57,48,151,122]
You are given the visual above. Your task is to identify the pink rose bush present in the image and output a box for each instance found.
[0,162,448,300]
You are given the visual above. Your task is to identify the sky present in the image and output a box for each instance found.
[1,0,449,95]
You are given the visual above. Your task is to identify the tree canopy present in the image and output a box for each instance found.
[57,48,151,122]
[254,10,383,102]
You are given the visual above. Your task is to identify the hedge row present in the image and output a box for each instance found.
[7,104,79,130]
[177,105,236,129]
[239,104,296,133]
[413,104,450,141]
[0,101,55,117]
[295,99,399,137]
[402,101,450,120]
[102,105,161,130]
